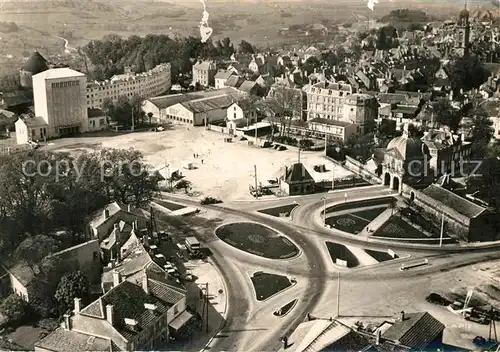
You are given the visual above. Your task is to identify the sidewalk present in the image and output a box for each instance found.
[358,208,394,238]
[179,259,228,351]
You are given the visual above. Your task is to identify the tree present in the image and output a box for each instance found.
[100,148,159,207]
[467,107,494,157]
[431,99,462,132]
[147,112,153,125]
[267,86,303,137]
[238,40,255,54]
[15,235,60,266]
[55,271,91,313]
[448,55,489,93]
[175,179,192,194]
[302,56,322,75]
[345,132,376,161]
[0,294,29,325]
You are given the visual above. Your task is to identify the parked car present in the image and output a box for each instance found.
[200,196,223,205]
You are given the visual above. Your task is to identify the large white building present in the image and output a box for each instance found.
[86,63,171,109]
[16,68,88,144]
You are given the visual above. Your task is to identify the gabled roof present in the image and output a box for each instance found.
[180,94,237,113]
[80,280,179,341]
[87,108,106,118]
[284,163,314,184]
[35,328,112,352]
[146,94,194,110]
[382,312,444,350]
[21,51,48,74]
[225,75,245,88]
[238,80,258,93]
[214,70,234,80]
[421,184,486,219]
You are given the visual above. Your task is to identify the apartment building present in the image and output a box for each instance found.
[192,60,217,87]
[86,63,171,109]
[306,81,353,120]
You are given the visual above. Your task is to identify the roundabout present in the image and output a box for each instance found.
[215,222,300,259]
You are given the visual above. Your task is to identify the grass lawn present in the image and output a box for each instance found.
[257,204,299,217]
[325,242,359,268]
[373,216,433,239]
[7,325,43,350]
[216,222,299,259]
[325,214,368,234]
[274,299,298,317]
[251,272,292,301]
[352,207,386,222]
[155,199,186,211]
[365,249,399,262]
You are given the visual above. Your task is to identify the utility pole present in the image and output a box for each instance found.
[205,283,209,333]
[336,272,340,317]
[439,210,444,247]
[254,120,258,143]
[331,163,335,190]
[131,105,135,131]
[324,133,327,156]
[322,197,327,226]
[298,145,301,164]
[254,164,259,199]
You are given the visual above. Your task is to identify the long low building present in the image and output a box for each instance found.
[142,87,247,125]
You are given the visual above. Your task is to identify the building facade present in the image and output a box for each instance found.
[32,68,88,138]
[192,61,217,87]
[306,81,353,120]
[342,93,378,133]
[86,64,171,109]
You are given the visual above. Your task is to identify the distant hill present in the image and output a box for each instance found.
[379,9,431,24]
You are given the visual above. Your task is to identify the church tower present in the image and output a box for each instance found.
[455,2,471,57]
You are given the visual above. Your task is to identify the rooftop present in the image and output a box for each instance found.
[21,51,48,74]
[309,118,352,127]
[181,94,238,113]
[33,68,85,80]
[35,328,112,352]
[382,312,445,350]
[87,108,106,118]
[421,184,486,219]
[284,163,315,184]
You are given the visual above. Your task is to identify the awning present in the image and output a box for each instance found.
[169,311,193,330]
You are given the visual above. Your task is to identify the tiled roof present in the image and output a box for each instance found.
[193,61,216,71]
[147,94,196,110]
[88,108,106,118]
[214,70,234,80]
[392,105,418,116]
[35,328,112,352]
[20,116,48,127]
[7,262,36,287]
[285,163,314,184]
[382,312,444,350]
[225,75,245,88]
[238,80,258,93]
[181,94,237,113]
[421,184,486,219]
[309,118,352,127]
[82,281,172,341]
[21,51,48,73]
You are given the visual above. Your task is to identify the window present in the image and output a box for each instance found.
[234,113,236,119]
[99,119,105,126]
[173,305,179,314]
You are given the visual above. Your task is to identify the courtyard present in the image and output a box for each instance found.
[12,126,353,201]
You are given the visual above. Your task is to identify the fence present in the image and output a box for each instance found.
[0,145,31,155]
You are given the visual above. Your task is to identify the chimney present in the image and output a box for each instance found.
[103,208,109,220]
[74,297,81,314]
[106,304,114,326]
[142,269,149,294]
[400,310,405,321]
[113,270,121,287]
[63,313,71,331]
[375,329,381,345]
[127,204,132,212]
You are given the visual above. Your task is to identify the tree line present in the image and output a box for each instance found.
[81,34,256,82]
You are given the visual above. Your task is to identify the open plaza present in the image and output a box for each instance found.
[2,125,353,201]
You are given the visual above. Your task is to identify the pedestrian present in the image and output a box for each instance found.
[193,153,195,158]
[201,159,204,164]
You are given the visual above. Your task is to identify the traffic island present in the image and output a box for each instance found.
[250,272,294,301]
[365,249,399,262]
[325,242,359,268]
[215,222,299,259]
[325,214,369,234]
[258,204,299,218]
[273,299,298,317]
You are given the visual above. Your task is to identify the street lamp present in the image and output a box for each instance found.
[321,197,327,226]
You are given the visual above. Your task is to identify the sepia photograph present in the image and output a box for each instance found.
[1,0,500,350]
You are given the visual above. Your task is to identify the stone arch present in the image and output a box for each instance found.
[392,176,400,192]
[384,173,391,186]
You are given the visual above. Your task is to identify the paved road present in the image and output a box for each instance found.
[157,186,500,351]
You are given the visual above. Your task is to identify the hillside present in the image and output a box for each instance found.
[0,0,475,76]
